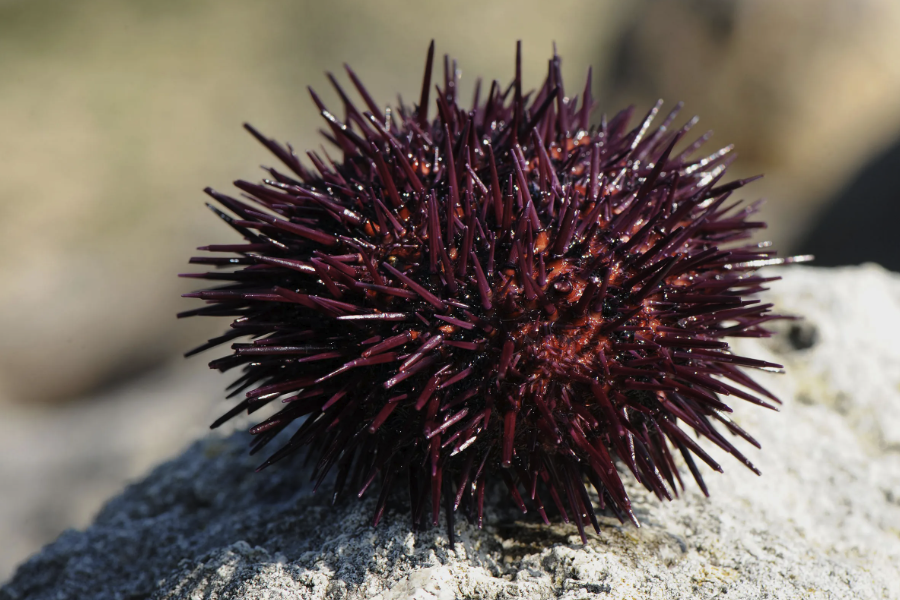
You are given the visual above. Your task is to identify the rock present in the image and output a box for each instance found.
[3,265,900,600]
[0,361,227,583]
[796,134,900,272]
[602,0,900,253]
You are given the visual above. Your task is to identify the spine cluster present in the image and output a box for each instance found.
[183,42,802,541]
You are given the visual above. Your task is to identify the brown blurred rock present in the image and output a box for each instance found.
[603,0,900,252]
[796,134,900,271]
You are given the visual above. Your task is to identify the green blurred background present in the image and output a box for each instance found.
[2,0,899,582]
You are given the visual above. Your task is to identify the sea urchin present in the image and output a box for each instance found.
[182,42,805,543]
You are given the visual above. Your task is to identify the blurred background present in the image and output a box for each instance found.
[2,0,900,582]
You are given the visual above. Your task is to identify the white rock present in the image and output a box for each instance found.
[2,265,899,600]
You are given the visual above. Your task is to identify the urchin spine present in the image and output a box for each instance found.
[182,41,806,542]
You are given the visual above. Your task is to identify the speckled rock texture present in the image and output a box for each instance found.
[2,265,899,600]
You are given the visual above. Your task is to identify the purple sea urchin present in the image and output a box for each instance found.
[182,42,807,542]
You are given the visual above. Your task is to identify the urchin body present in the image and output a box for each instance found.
[183,42,798,542]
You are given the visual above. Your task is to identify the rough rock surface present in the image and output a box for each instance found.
[2,265,900,600]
